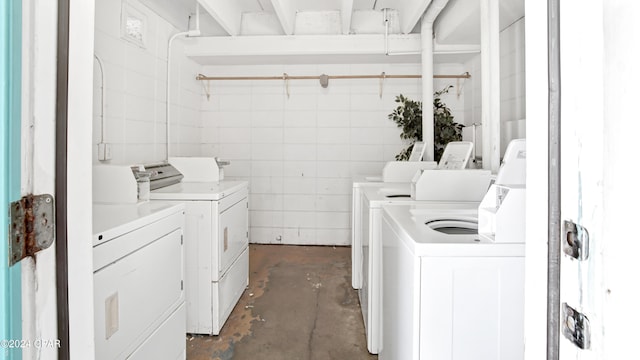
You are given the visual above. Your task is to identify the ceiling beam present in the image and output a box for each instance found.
[341,0,354,34]
[397,0,433,34]
[184,34,422,64]
[269,0,297,35]
[197,0,243,36]
[433,42,480,54]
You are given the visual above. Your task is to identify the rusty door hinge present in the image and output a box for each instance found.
[9,194,55,266]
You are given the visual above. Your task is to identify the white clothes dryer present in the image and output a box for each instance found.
[92,192,186,359]
[144,161,250,336]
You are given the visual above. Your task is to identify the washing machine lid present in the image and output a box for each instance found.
[424,216,478,235]
[365,184,412,202]
[383,205,525,257]
[362,185,479,209]
[150,180,247,200]
[413,209,482,245]
[352,174,384,185]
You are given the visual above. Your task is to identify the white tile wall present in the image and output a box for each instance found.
[500,17,526,155]
[92,0,202,165]
[200,63,424,245]
[463,55,483,161]
[462,17,526,161]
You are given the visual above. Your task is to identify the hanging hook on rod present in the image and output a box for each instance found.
[456,71,470,99]
[195,72,471,81]
[195,72,472,99]
[283,73,290,98]
[198,73,211,101]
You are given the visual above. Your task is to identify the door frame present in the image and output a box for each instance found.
[1,0,23,358]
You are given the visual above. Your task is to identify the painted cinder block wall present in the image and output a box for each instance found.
[463,16,526,159]
[499,17,526,154]
[198,63,467,245]
[92,0,202,165]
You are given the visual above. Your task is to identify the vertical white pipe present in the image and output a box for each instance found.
[94,54,106,143]
[166,31,188,160]
[384,8,389,54]
[421,19,435,161]
[480,0,501,172]
[195,3,200,31]
[419,0,450,161]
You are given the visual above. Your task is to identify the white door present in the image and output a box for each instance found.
[18,1,60,358]
[16,1,96,359]
[558,1,640,358]
[558,0,604,355]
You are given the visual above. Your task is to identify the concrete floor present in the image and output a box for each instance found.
[186,244,377,360]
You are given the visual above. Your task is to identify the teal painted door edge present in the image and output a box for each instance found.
[1,0,22,359]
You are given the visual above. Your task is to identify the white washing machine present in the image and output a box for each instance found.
[380,205,525,360]
[378,139,527,360]
[359,180,488,354]
[351,161,438,290]
[92,198,186,359]
[352,178,399,290]
[351,141,473,292]
[144,159,249,335]
[351,175,381,289]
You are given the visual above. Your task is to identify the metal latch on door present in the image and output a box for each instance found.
[561,220,592,350]
[563,220,589,261]
[562,303,591,350]
[8,194,55,266]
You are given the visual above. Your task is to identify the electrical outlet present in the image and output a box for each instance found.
[98,143,112,161]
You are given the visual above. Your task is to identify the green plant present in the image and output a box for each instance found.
[388,86,464,162]
[388,94,423,161]
[433,86,465,161]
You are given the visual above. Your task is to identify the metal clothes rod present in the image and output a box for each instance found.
[195,72,471,81]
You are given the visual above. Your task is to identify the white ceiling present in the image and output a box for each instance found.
[434,0,524,44]
[137,0,523,64]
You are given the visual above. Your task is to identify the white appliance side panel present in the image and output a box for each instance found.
[380,216,421,360]
[420,257,525,360]
[368,207,382,354]
[352,186,363,289]
[129,303,186,360]
[211,248,250,335]
[94,229,183,359]
[175,200,215,334]
[359,195,371,331]
[218,196,249,277]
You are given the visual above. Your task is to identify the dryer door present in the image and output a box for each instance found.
[218,196,248,277]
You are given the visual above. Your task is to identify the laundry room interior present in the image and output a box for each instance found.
[9,0,640,359]
[88,0,528,358]
[93,0,525,246]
